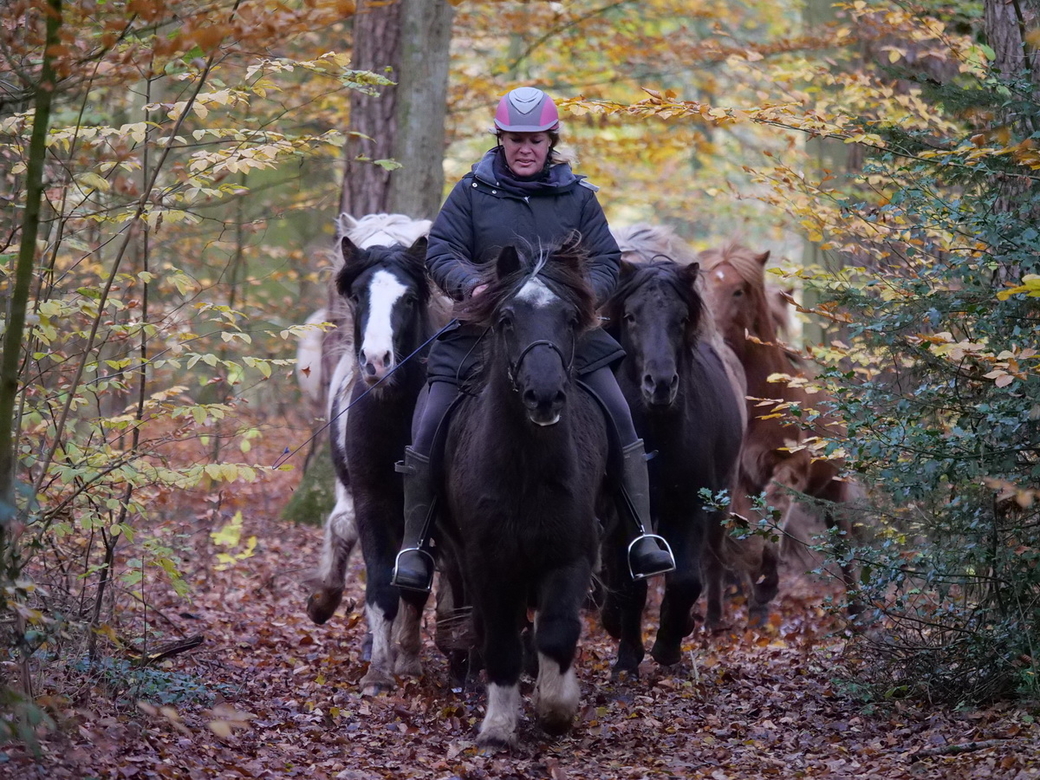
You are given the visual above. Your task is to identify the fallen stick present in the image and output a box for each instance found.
[910,738,1012,762]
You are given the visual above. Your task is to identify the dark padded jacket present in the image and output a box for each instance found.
[427,147,621,305]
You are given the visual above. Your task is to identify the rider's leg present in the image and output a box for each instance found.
[392,379,457,592]
[582,367,676,579]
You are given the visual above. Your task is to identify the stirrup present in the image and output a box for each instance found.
[627,533,676,580]
[391,547,435,592]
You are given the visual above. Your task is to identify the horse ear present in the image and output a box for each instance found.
[618,259,637,280]
[757,250,771,267]
[496,245,521,278]
[682,261,701,287]
[340,234,361,268]
[338,212,359,237]
[408,235,428,257]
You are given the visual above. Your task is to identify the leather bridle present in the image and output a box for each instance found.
[507,338,573,393]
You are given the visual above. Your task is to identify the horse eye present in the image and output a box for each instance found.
[733,289,744,298]
[623,312,636,325]
[402,294,417,308]
[350,292,360,305]
[497,314,514,331]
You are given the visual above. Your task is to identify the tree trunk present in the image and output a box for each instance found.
[1,0,61,540]
[338,0,402,216]
[389,0,454,219]
[983,0,1040,282]
[288,0,454,523]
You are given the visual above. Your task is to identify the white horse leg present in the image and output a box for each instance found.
[306,482,357,624]
[360,605,396,695]
[533,653,580,736]
[477,683,521,751]
[392,599,423,677]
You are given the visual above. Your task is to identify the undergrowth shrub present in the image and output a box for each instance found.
[801,73,1040,705]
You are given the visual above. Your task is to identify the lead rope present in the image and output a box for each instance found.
[273,318,458,468]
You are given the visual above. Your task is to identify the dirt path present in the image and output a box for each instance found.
[5,491,1039,779]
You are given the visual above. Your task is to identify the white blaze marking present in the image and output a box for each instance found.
[714,269,726,280]
[516,276,557,307]
[362,269,408,374]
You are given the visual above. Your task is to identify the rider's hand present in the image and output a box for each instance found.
[471,283,489,299]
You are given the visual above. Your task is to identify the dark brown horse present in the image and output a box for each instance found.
[436,240,609,750]
[700,241,864,613]
[601,224,770,676]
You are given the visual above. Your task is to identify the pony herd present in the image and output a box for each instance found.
[298,214,864,751]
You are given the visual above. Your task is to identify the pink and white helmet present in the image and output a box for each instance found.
[493,87,560,133]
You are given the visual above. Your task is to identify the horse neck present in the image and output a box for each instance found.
[737,338,794,398]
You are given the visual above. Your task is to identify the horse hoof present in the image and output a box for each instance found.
[705,618,731,633]
[650,640,683,667]
[306,588,344,625]
[610,663,639,681]
[476,735,514,755]
[360,668,395,696]
[394,654,422,678]
[537,710,575,737]
[747,606,770,629]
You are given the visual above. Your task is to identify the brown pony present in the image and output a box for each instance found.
[700,241,864,613]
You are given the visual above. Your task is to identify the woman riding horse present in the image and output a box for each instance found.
[392,87,674,592]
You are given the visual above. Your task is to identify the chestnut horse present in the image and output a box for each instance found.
[700,242,863,613]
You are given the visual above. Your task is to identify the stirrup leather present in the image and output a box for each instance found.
[627,533,676,580]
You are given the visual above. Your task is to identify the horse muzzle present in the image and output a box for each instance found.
[359,351,394,385]
[522,388,565,426]
[642,371,679,408]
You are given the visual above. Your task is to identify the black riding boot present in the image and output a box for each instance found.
[391,447,437,592]
[621,439,676,580]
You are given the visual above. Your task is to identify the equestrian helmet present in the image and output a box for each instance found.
[494,87,560,133]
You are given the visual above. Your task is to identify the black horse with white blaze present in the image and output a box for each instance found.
[304,214,437,694]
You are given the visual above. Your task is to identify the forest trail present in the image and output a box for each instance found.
[4,468,1038,780]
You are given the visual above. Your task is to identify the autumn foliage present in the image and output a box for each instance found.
[1,0,1039,768]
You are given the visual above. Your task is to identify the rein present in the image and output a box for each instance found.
[273,318,458,468]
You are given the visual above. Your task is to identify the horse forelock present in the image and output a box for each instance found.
[608,258,718,344]
[457,243,597,330]
[340,244,430,303]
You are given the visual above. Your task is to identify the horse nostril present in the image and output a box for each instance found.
[670,373,679,390]
[522,389,539,409]
[553,390,566,409]
[381,351,392,368]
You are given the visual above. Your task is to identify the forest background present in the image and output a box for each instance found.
[1,0,1039,764]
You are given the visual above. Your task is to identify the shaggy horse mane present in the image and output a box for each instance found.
[609,223,720,343]
[337,212,432,249]
[454,236,599,333]
[697,240,780,343]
